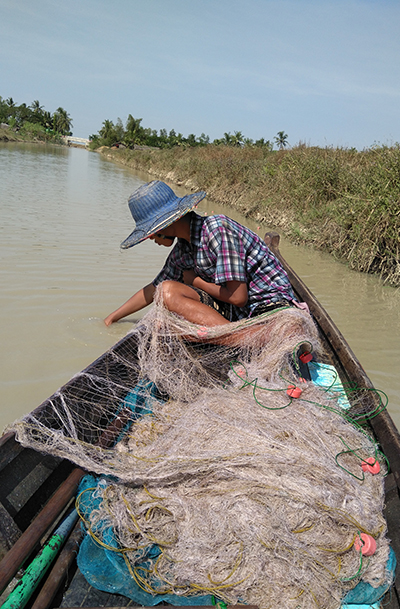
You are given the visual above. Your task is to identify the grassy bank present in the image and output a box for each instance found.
[0,125,64,144]
[102,144,400,286]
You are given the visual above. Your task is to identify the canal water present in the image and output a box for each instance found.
[1,143,399,432]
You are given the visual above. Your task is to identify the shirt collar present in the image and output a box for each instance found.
[189,212,204,247]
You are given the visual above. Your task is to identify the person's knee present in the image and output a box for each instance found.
[161,280,198,311]
[160,280,180,309]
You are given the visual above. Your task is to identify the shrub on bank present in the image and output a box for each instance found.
[101,143,400,286]
[0,123,64,144]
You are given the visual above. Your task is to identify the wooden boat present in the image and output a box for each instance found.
[0,233,399,609]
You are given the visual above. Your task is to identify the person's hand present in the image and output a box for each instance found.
[293,301,310,314]
[104,314,116,326]
[182,270,197,285]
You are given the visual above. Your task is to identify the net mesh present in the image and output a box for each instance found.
[8,287,392,609]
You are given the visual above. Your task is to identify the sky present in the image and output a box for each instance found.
[1,0,399,149]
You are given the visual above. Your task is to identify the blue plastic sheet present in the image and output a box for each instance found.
[77,474,213,606]
[309,361,351,409]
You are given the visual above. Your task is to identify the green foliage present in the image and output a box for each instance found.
[52,107,73,135]
[20,121,47,139]
[0,95,73,139]
[274,131,289,150]
[89,111,282,152]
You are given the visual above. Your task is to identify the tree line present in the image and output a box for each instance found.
[90,114,289,151]
[0,96,289,151]
[0,96,73,136]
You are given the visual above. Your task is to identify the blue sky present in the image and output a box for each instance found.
[1,0,399,149]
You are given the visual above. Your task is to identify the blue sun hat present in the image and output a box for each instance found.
[120,181,206,249]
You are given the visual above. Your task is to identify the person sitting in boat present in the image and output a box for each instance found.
[104,180,305,328]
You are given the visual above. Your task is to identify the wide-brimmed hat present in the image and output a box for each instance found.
[120,181,206,249]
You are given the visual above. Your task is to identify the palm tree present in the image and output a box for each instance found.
[4,98,16,124]
[232,131,244,147]
[99,119,114,138]
[223,132,234,146]
[42,111,52,129]
[274,131,289,150]
[30,100,44,124]
[52,107,73,135]
[125,115,143,146]
[30,100,44,113]
[198,133,210,146]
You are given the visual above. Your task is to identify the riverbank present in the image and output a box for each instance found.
[0,126,25,142]
[0,125,63,145]
[98,144,400,287]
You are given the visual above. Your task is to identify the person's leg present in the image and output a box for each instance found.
[161,280,230,326]
[160,281,306,352]
[160,280,269,348]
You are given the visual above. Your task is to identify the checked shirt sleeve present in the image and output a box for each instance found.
[205,223,247,285]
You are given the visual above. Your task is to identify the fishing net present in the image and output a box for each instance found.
[9,286,393,609]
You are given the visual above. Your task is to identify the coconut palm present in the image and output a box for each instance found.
[232,131,244,147]
[42,111,52,129]
[274,131,289,150]
[52,107,73,135]
[30,100,44,113]
[30,100,44,124]
[223,132,234,146]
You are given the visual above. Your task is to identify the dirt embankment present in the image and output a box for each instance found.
[0,126,23,142]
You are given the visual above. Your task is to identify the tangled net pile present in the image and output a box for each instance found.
[9,288,392,609]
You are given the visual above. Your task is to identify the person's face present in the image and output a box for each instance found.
[148,231,175,247]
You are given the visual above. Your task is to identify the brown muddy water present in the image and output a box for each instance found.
[1,143,399,432]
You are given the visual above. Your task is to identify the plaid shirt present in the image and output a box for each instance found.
[153,213,296,319]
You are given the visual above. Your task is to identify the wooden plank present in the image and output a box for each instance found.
[0,502,21,561]
[6,462,55,513]
[0,432,15,449]
[0,435,24,472]
[59,569,134,608]
[0,467,84,594]
[0,404,134,595]
[15,459,74,533]
[0,445,68,530]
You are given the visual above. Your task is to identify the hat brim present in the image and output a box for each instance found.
[120,190,206,249]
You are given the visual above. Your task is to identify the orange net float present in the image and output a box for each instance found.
[354,533,377,556]
[287,385,302,398]
[361,457,381,475]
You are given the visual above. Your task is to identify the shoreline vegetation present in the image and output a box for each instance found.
[0,125,65,144]
[98,144,400,287]
[0,96,73,144]
[2,96,398,287]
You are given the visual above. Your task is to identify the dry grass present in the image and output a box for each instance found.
[101,144,400,286]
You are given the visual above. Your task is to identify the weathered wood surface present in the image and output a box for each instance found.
[0,465,83,594]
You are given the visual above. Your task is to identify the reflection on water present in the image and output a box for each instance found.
[1,143,399,432]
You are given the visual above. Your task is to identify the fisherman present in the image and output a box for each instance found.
[104,180,306,328]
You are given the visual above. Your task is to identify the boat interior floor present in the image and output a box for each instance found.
[60,568,136,607]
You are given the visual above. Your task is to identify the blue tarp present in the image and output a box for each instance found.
[77,474,213,606]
